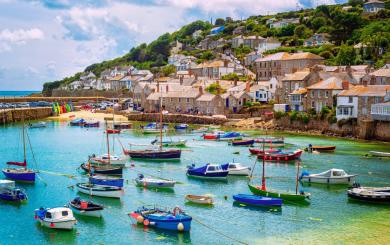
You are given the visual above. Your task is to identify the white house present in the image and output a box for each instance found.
[270,18,299,28]
[336,94,359,121]
[249,84,271,103]
[257,37,281,53]
[363,0,385,13]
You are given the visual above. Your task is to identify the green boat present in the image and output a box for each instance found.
[248,184,309,202]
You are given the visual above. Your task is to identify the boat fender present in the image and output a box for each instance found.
[177,222,184,232]
[50,222,55,228]
[136,215,144,224]
[277,157,280,161]
[143,219,150,226]
[285,157,288,161]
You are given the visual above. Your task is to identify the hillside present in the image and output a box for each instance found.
[42,0,390,95]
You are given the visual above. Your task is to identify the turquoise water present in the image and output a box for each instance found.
[1,121,390,245]
[0,91,39,97]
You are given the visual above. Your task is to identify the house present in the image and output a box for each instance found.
[192,30,203,39]
[342,6,353,11]
[249,84,272,103]
[232,26,245,35]
[231,36,244,48]
[257,37,281,53]
[190,60,235,79]
[371,91,390,121]
[304,33,330,47]
[289,88,308,112]
[198,37,212,50]
[269,18,299,28]
[171,40,183,55]
[133,82,156,110]
[363,0,385,13]
[222,82,252,113]
[306,77,348,113]
[196,92,225,115]
[369,68,390,85]
[243,36,265,49]
[278,69,315,104]
[68,80,82,90]
[208,38,226,50]
[257,77,279,100]
[254,52,324,81]
[244,51,262,66]
[108,75,126,90]
[210,26,225,35]
[336,85,390,121]
[266,18,276,26]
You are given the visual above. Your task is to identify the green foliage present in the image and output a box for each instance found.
[294,25,312,39]
[205,83,226,95]
[215,18,225,26]
[335,43,356,65]
[320,106,331,120]
[199,51,215,61]
[221,73,248,81]
[289,110,298,121]
[161,65,176,76]
[274,111,287,119]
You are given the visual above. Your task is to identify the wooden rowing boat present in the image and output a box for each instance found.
[305,145,336,152]
[185,194,214,205]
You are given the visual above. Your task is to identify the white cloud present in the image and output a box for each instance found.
[0,28,44,43]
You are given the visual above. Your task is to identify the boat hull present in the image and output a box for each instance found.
[135,178,175,188]
[347,187,390,203]
[257,150,303,162]
[186,171,228,180]
[369,151,390,157]
[233,194,282,207]
[76,184,122,198]
[89,176,124,187]
[301,176,355,184]
[228,168,250,176]
[80,164,123,175]
[185,195,213,205]
[38,219,77,230]
[231,140,255,146]
[124,149,181,160]
[248,184,308,202]
[2,169,35,182]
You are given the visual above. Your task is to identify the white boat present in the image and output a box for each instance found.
[369,151,390,157]
[300,168,357,184]
[222,163,251,176]
[29,122,46,128]
[89,154,128,166]
[68,197,104,218]
[34,207,77,230]
[76,183,122,198]
[0,180,15,189]
[192,127,208,133]
[185,194,214,205]
[135,174,176,188]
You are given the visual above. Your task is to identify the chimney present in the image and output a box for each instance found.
[180,76,183,85]
[224,60,229,67]
[234,78,238,87]
[157,81,160,92]
[166,85,169,92]
[342,80,349,90]
[199,86,203,95]
[245,81,251,93]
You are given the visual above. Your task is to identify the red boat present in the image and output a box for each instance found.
[203,134,218,140]
[249,148,281,155]
[257,150,303,161]
[106,129,121,134]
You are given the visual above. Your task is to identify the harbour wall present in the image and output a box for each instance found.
[0,107,53,124]
[127,113,228,125]
[51,89,131,98]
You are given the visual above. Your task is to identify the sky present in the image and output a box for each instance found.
[0,0,346,91]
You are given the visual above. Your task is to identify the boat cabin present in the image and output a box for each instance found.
[45,208,74,220]
[206,165,223,172]
[322,169,347,177]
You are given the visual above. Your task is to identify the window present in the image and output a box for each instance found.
[260,72,262,77]
[45,212,52,219]
[348,97,353,103]
[311,101,315,108]
[374,97,381,104]
[325,91,329,98]
[270,84,273,89]
[273,62,276,67]
[310,91,314,98]
[62,211,68,216]
[178,98,181,102]
[269,72,271,77]
[208,166,215,171]
[317,90,321,98]
[186,98,190,103]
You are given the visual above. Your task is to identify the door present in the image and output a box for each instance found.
[225,98,229,108]
[295,105,299,111]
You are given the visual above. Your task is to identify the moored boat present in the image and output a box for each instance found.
[76,183,122,198]
[203,133,218,140]
[185,194,214,205]
[186,164,229,180]
[231,139,255,146]
[305,145,336,152]
[248,184,309,201]
[70,118,85,126]
[257,149,303,161]
[34,207,77,230]
[0,187,28,202]
[249,148,281,155]
[152,139,187,147]
[89,174,124,187]
[300,168,356,185]
[106,129,121,134]
[218,132,242,141]
[221,162,251,176]
[129,206,192,232]
[135,174,176,188]
[233,194,282,207]
[80,163,123,175]
[68,197,104,217]
[255,137,284,144]
[174,124,189,130]
[369,151,390,157]
[89,154,127,167]
[347,185,390,203]
[84,120,99,127]
[29,122,46,128]
[114,122,132,130]
[124,148,181,160]
[192,127,208,133]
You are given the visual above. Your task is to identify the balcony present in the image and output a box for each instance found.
[371,103,390,121]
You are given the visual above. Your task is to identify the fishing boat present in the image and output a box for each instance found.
[106,129,121,134]
[129,206,192,232]
[29,122,46,128]
[249,148,281,155]
[76,183,122,198]
[203,133,219,140]
[151,139,187,147]
[89,154,127,167]
[185,194,214,205]
[369,151,390,157]
[305,145,336,153]
[257,149,303,161]
[186,164,229,180]
[34,207,77,230]
[0,180,15,189]
[2,114,36,182]
[300,169,356,184]
[347,185,390,203]
[135,174,176,188]
[70,118,85,126]
[233,194,282,207]
[80,163,123,175]
[174,124,189,130]
[84,120,99,127]
[230,139,255,146]
[192,127,208,133]
[68,197,104,218]
[218,132,242,141]
[255,137,284,144]
[114,122,132,130]
[89,174,124,188]
[141,123,168,134]
[0,188,28,202]
[221,162,251,176]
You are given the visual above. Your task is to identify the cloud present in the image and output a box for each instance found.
[0,28,44,43]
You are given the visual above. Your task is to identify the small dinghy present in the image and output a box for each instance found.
[221,162,251,176]
[135,174,176,188]
[218,132,242,141]
[0,187,28,202]
[68,197,104,217]
[0,180,15,189]
[231,139,255,146]
[233,194,282,207]
[76,183,122,198]
[80,163,123,175]
[203,133,219,140]
[84,120,99,127]
[369,151,390,157]
[185,194,214,205]
[174,124,189,130]
[129,206,192,232]
[305,145,336,153]
[192,127,208,133]
[89,174,124,188]
[89,154,127,167]
[29,122,46,128]
[114,122,132,130]
[70,118,85,126]
[347,184,390,203]
[34,207,77,230]
[186,164,229,180]
[300,168,356,185]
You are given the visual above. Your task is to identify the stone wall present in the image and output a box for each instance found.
[52,89,132,98]
[127,113,228,125]
[0,107,53,124]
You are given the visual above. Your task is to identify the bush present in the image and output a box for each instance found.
[320,106,331,120]
[302,113,310,124]
[289,110,298,121]
[275,111,287,119]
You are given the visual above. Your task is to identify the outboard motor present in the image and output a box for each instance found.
[308,144,313,153]
[352,182,361,188]
[138,174,144,179]
[299,170,310,180]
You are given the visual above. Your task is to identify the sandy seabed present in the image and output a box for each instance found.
[48,110,129,122]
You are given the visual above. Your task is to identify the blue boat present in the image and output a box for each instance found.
[129,206,192,232]
[0,188,28,202]
[186,164,229,180]
[219,132,242,141]
[231,139,255,146]
[233,194,282,207]
[174,124,189,130]
[70,118,85,126]
[89,174,124,187]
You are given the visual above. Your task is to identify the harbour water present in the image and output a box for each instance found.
[0,91,39,97]
[1,121,390,244]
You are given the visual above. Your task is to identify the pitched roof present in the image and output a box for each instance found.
[109,75,125,81]
[338,85,390,97]
[255,52,290,62]
[196,93,216,102]
[146,92,161,101]
[307,76,344,90]
[282,70,311,81]
[233,91,250,99]
[291,88,307,95]
[285,52,324,60]
[250,84,267,92]
[196,60,226,68]
[370,68,390,77]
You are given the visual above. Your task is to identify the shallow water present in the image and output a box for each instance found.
[1,121,390,245]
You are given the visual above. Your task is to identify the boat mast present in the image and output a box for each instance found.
[295,160,300,195]
[105,119,111,165]
[22,112,27,170]
[261,140,266,190]
[159,95,163,151]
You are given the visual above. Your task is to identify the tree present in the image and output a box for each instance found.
[335,43,356,65]
[205,83,226,95]
[161,65,176,76]
[311,17,327,31]
[215,18,225,26]
[294,25,312,39]
[200,51,215,60]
